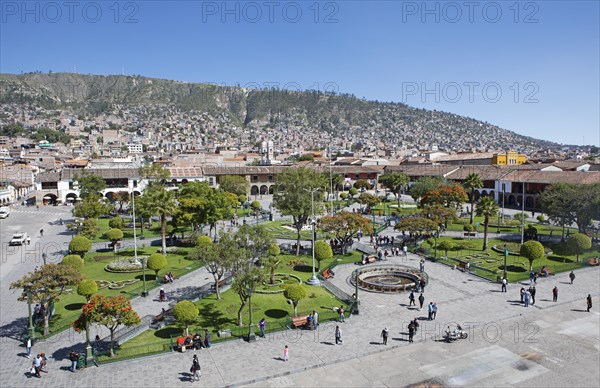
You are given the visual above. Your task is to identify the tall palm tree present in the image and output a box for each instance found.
[475,197,499,251]
[463,173,483,224]
[144,184,178,255]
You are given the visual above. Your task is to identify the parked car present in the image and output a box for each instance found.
[0,207,9,218]
[9,233,29,246]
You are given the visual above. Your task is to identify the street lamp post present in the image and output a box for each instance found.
[42,253,47,266]
[247,288,256,342]
[503,244,508,280]
[132,191,147,297]
[304,188,321,286]
[85,314,93,366]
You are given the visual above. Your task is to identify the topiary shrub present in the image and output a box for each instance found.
[69,236,92,257]
[61,254,84,271]
[108,216,125,229]
[147,253,168,278]
[77,279,99,301]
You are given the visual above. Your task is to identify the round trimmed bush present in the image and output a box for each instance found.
[77,278,99,301]
[147,253,167,276]
[69,236,92,256]
[61,254,84,271]
[109,216,125,229]
[197,235,213,248]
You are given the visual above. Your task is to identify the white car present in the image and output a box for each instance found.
[9,233,29,246]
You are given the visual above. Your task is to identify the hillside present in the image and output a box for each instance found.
[0,72,558,152]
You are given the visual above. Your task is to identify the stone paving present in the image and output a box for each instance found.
[1,204,598,387]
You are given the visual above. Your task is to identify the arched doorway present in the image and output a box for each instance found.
[43,193,57,205]
[508,195,516,206]
[260,185,268,195]
[251,185,259,196]
[268,185,274,195]
[105,192,115,203]
[65,193,78,205]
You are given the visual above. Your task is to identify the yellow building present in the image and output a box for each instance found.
[492,151,526,165]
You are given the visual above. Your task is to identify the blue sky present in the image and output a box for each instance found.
[1,1,598,146]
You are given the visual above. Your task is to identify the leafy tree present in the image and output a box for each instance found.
[420,184,468,209]
[437,240,456,257]
[144,184,178,255]
[570,184,600,233]
[273,167,326,255]
[251,200,261,222]
[540,183,576,241]
[190,232,237,299]
[318,212,373,254]
[109,216,125,230]
[238,194,247,204]
[298,153,314,161]
[72,295,140,357]
[147,253,167,278]
[422,204,457,228]
[176,181,229,238]
[105,228,124,252]
[173,300,199,336]
[75,172,107,199]
[520,241,545,271]
[462,173,483,224]
[394,216,438,236]
[11,264,83,335]
[69,236,92,256]
[353,179,371,191]
[463,224,475,233]
[131,193,154,239]
[283,285,307,316]
[348,187,358,197]
[60,254,84,271]
[230,266,264,326]
[358,193,379,210]
[339,192,348,200]
[525,224,538,241]
[73,197,111,219]
[261,243,282,285]
[77,279,98,302]
[566,233,592,262]
[234,225,275,266]
[139,163,170,182]
[379,172,409,205]
[409,176,445,202]
[79,218,100,239]
[475,197,499,251]
[219,175,249,196]
[314,240,333,272]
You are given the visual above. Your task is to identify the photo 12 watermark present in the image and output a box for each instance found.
[200,1,339,23]
[401,81,540,104]
[400,1,540,23]
[1,1,140,24]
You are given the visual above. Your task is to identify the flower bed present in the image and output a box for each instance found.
[254,273,302,294]
[105,256,149,273]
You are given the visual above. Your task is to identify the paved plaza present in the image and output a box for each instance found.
[0,204,598,387]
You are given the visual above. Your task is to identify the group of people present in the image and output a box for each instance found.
[163,272,176,284]
[305,311,319,330]
[30,352,48,378]
[520,286,537,307]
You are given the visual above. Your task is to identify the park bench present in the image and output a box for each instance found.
[588,258,599,266]
[218,329,232,338]
[539,268,553,277]
[211,278,227,290]
[457,261,471,272]
[464,232,477,237]
[322,268,334,279]
[174,335,194,352]
[107,241,122,250]
[291,315,309,329]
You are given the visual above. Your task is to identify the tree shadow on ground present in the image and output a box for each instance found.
[51,341,85,362]
[502,265,527,273]
[198,302,232,328]
[548,256,574,263]
[154,326,182,339]
[64,303,84,311]
[293,265,312,273]
[264,309,287,319]
[0,317,29,340]
[134,274,157,282]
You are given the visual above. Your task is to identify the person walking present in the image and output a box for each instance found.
[403,245,408,256]
[381,327,389,345]
[529,271,535,285]
[204,330,211,348]
[190,354,201,382]
[259,318,266,338]
[569,271,575,284]
[339,306,345,323]
[501,277,507,292]
[335,326,342,345]
[411,318,420,333]
[32,353,42,378]
[587,294,593,312]
[408,322,415,343]
[283,345,289,361]
[419,259,425,272]
[39,229,44,237]
[553,286,558,302]
[25,336,32,358]
[418,293,425,310]
[427,302,433,320]
[420,279,426,292]
[409,291,416,306]
[431,302,438,320]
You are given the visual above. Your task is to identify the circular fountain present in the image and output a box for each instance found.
[350,264,428,293]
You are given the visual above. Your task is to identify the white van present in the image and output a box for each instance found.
[0,207,9,219]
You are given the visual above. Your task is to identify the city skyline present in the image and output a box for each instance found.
[1,1,598,146]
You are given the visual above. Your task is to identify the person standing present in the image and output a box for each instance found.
[501,277,507,293]
[431,302,438,320]
[553,286,558,302]
[403,245,408,256]
[32,353,42,378]
[335,326,342,345]
[381,327,389,345]
[25,336,32,358]
[427,302,433,320]
[283,345,289,361]
[259,318,266,338]
[408,322,415,343]
[190,354,201,382]
[204,330,211,348]
[587,294,593,312]
[409,291,416,306]
[339,306,345,323]
[418,293,425,310]
[419,259,425,272]
[530,286,536,305]
[520,287,525,303]
[529,271,535,285]
[569,271,575,284]
[411,318,420,333]
[524,289,531,307]
[420,279,426,292]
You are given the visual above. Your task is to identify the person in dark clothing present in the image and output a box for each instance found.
[409,291,416,306]
[552,286,558,302]
[418,293,425,310]
[587,294,592,312]
[381,327,389,345]
[408,323,415,343]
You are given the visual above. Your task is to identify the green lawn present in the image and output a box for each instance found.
[108,251,361,361]
[92,218,164,243]
[36,246,200,338]
[260,220,328,240]
[426,236,599,282]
